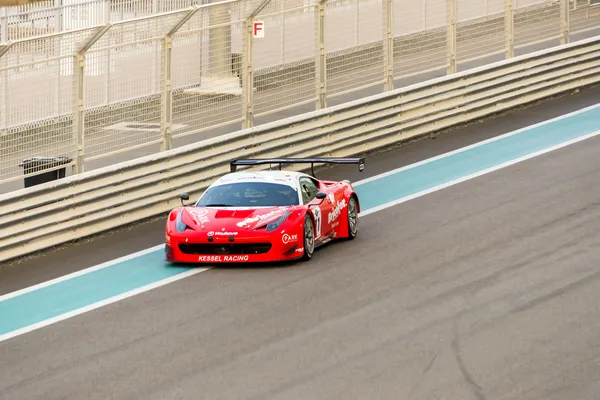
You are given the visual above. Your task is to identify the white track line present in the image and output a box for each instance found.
[359,129,600,216]
[1,104,600,343]
[0,245,164,302]
[353,101,600,186]
[0,269,207,343]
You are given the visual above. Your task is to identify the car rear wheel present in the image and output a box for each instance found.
[346,196,358,240]
[301,214,315,261]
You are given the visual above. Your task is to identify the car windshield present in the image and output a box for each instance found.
[196,182,299,207]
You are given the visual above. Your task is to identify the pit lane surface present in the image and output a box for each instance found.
[2,87,600,399]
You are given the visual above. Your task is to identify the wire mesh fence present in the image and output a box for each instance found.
[2,0,600,189]
[0,0,203,42]
[393,0,447,78]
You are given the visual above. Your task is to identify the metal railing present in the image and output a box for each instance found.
[1,0,600,190]
[0,0,204,42]
[1,33,600,263]
[1,0,573,43]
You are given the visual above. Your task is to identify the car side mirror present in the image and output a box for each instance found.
[312,191,327,205]
[179,192,190,206]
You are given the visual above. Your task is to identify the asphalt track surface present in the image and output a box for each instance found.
[2,85,600,399]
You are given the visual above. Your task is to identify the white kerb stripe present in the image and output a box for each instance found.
[0,244,164,302]
[359,129,600,216]
[0,268,209,343]
[353,101,600,186]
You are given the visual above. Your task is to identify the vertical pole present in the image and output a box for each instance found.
[104,0,110,24]
[0,9,7,43]
[561,0,569,45]
[505,0,514,59]
[55,0,63,121]
[356,0,359,46]
[423,0,427,30]
[55,0,63,32]
[280,0,285,64]
[72,52,85,174]
[383,0,393,91]
[446,0,457,74]
[242,18,254,128]
[316,1,327,109]
[104,47,110,105]
[210,2,231,77]
[0,59,6,132]
[161,36,173,151]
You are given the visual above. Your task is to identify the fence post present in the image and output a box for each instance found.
[446,0,457,74]
[161,35,173,151]
[0,45,8,133]
[316,0,327,109]
[561,0,569,45]
[505,0,514,58]
[1,8,7,43]
[72,51,85,174]
[383,0,393,91]
[243,17,254,128]
[72,24,111,175]
[161,8,199,149]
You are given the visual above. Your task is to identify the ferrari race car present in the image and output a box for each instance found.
[164,157,365,264]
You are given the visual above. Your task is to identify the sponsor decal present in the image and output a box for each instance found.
[327,193,335,204]
[328,199,347,224]
[282,233,298,244]
[312,206,322,238]
[207,231,238,236]
[296,247,304,253]
[187,208,210,225]
[236,209,284,227]
[198,255,250,262]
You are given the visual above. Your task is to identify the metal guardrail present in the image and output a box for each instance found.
[1,34,599,264]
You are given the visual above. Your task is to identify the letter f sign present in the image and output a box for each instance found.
[253,21,264,38]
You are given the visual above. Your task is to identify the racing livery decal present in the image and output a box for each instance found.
[312,206,322,238]
[187,208,210,225]
[328,198,347,224]
[236,209,286,228]
[198,255,249,262]
[282,233,298,244]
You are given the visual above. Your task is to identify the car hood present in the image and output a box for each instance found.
[181,206,297,232]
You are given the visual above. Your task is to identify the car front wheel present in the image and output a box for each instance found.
[346,196,358,240]
[301,214,315,261]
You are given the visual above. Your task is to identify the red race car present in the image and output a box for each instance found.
[164,157,365,264]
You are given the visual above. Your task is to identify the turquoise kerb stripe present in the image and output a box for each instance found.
[0,252,181,335]
[355,106,600,210]
[1,104,600,336]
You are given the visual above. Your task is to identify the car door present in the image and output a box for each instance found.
[323,183,347,236]
[299,176,332,239]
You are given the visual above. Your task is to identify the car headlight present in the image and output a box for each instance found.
[266,211,291,232]
[175,211,188,232]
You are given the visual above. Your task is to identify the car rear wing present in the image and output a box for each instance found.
[230,157,365,176]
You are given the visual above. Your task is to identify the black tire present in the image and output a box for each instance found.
[346,196,359,240]
[301,214,315,261]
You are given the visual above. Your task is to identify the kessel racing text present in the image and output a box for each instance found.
[198,255,250,262]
